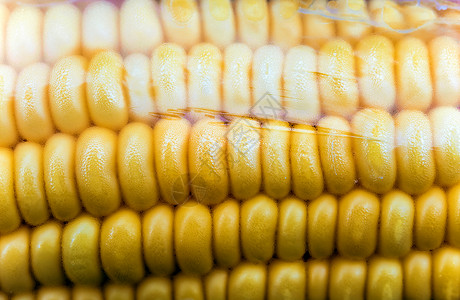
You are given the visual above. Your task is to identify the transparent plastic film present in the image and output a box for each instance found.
[0,0,458,299]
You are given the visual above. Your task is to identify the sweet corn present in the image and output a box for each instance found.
[403,250,432,300]
[61,214,103,286]
[142,204,175,276]
[0,0,459,298]
[100,209,144,284]
[0,227,34,294]
[204,269,227,300]
[337,189,380,259]
[30,221,65,286]
[212,199,240,268]
[329,257,367,300]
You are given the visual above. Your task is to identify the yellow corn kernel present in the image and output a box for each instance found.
[261,120,290,199]
[433,247,460,300]
[318,39,359,118]
[447,184,460,248]
[267,260,306,300]
[414,186,447,251]
[174,201,213,275]
[189,118,228,205]
[276,197,307,261]
[318,116,356,195]
[0,227,34,294]
[395,37,433,111]
[187,43,222,120]
[137,277,172,300]
[395,110,436,195]
[429,36,460,107]
[306,259,329,300]
[356,35,396,111]
[120,0,163,55]
[123,54,156,125]
[30,221,65,286]
[104,284,134,300]
[86,51,128,131]
[403,250,432,300]
[379,190,414,258]
[118,122,159,211]
[0,148,21,234]
[101,209,145,283]
[252,45,284,119]
[241,194,278,263]
[43,133,81,221]
[0,65,17,148]
[73,286,103,300]
[228,263,266,300]
[352,108,396,194]
[291,124,324,200]
[222,43,252,116]
[212,199,241,268]
[236,0,269,49]
[226,118,261,200]
[269,0,302,50]
[204,269,227,300]
[43,4,81,64]
[15,63,54,143]
[161,0,201,50]
[62,214,103,286]
[403,4,437,41]
[153,118,191,205]
[430,106,460,187]
[336,0,372,46]
[82,1,119,57]
[49,56,90,135]
[366,256,403,300]
[370,0,401,27]
[329,257,367,300]
[143,205,175,276]
[283,45,320,124]
[76,127,120,217]
[337,189,380,259]
[151,43,187,115]
[201,0,235,49]
[301,0,335,49]
[174,274,204,300]
[307,194,337,259]
[14,142,50,226]
[37,287,71,300]
[370,1,405,39]
[11,294,33,300]
[6,6,42,70]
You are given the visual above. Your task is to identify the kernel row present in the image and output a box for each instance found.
[1,36,459,148]
[1,107,459,229]
[2,248,460,300]
[1,0,459,68]
[0,186,459,292]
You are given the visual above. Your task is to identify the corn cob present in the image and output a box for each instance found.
[3,247,460,300]
[0,0,459,298]
[1,0,460,66]
[0,36,459,146]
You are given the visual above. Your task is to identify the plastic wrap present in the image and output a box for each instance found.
[0,0,458,298]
